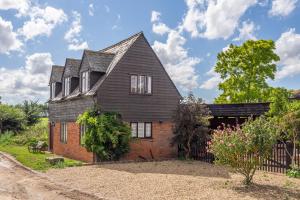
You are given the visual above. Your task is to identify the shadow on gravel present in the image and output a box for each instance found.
[94,160,231,178]
[233,183,300,200]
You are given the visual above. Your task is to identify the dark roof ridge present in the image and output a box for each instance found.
[99,31,143,52]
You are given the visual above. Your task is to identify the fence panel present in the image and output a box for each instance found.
[178,142,300,174]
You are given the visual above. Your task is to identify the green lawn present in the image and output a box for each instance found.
[0,145,82,171]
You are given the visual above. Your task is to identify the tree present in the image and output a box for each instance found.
[171,93,211,159]
[214,40,280,103]
[16,100,43,126]
[77,107,131,161]
[277,101,300,168]
[0,104,26,133]
[210,117,277,185]
[267,87,292,117]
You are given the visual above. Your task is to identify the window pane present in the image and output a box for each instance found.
[146,76,152,94]
[145,123,152,137]
[131,123,137,137]
[138,123,145,138]
[139,76,145,94]
[131,75,137,93]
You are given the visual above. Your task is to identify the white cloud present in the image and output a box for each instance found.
[200,68,221,90]
[0,53,53,104]
[64,11,88,51]
[276,28,300,79]
[0,17,22,54]
[151,11,161,22]
[152,23,170,35]
[152,30,201,90]
[269,0,297,17]
[0,0,30,15]
[233,20,258,41]
[18,6,67,40]
[88,4,94,16]
[181,0,257,39]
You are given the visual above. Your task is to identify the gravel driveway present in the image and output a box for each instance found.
[47,160,300,200]
[0,154,102,200]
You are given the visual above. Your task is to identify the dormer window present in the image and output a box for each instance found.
[50,82,56,99]
[81,71,89,93]
[130,75,152,94]
[64,77,70,96]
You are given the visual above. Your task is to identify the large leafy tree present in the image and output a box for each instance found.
[16,100,44,126]
[214,40,280,103]
[171,93,212,159]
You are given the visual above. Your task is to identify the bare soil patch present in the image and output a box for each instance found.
[47,160,300,200]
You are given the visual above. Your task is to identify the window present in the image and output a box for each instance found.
[64,77,70,96]
[60,122,67,143]
[130,75,137,93]
[81,71,89,93]
[130,122,152,138]
[51,82,56,99]
[130,75,152,94]
[80,123,86,145]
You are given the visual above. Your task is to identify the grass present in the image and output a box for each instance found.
[0,145,82,171]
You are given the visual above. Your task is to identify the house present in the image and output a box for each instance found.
[48,32,181,162]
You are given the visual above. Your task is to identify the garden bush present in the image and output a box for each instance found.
[77,108,131,161]
[0,104,26,133]
[210,116,277,185]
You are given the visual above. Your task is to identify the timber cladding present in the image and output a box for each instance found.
[48,97,95,122]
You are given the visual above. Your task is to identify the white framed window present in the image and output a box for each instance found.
[51,82,56,99]
[80,123,86,145]
[64,77,70,96]
[130,75,152,94]
[131,122,152,138]
[60,122,67,143]
[130,75,138,93]
[130,122,137,137]
[81,71,89,93]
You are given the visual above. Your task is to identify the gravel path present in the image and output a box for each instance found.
[0,154,103,200]
[47,160,300,200]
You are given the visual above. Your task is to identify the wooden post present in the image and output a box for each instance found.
[286,142,293,170]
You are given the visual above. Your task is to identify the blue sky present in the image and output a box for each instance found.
[0,0,300,104]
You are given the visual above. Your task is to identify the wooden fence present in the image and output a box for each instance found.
[178,142,300,174]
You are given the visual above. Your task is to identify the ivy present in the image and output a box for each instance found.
[77,107,131,161]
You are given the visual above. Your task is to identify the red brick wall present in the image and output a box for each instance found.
[52,122,94,162]
[51,121,176,162]
[123,121,177,160]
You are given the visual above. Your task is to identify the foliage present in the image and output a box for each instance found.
[13,118,49,145]
[0,104,26,133]
[0,145,82,171]
[15,100,45,126]
[172,93,212,159]
[287,167,300,178]
[277,102,300,167]
[267,87,292,117]
[214,40,280,103]
[0,131,14,145]
[210,117,277,185]
[77,108,131,161]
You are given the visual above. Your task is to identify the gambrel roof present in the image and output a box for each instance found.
[49,65,64,84]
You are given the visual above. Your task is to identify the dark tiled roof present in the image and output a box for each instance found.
[49,65,64,83]
[84,50,115,72]
[207,103,270,117]
[63,58,81,78]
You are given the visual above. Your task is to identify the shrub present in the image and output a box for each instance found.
[172,93,211,159]
[0,131,14,145]
[287,167,300,178]
[210,117,277,185]
[77,108,131,161]
[15,100,46,126]
[0,104,26,133]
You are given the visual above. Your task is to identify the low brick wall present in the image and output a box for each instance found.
[51,121,176,163]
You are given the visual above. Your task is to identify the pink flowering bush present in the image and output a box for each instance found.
[210,116,277,185]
